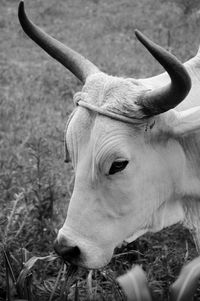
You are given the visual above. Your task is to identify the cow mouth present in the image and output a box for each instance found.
[54,243,113,269]
[74,254,112,270]
[59,256,111,270]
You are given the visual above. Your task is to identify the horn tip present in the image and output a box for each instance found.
[134,29,139,37]
[18,0,27,28]
[18,1,25,16]
[134,29,146,44]
[19,0,24,9]
[134,29,140,35]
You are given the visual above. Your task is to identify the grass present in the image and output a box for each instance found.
[1,221,199,300]
[1,0,200,300]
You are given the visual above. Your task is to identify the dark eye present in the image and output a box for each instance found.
[109,160,129,175]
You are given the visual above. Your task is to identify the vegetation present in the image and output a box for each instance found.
[1,0,200,300]
[118,256,200,301]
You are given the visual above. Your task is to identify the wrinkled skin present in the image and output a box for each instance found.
[57,54,200,268]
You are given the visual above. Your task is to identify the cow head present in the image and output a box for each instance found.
[19,1,192,268]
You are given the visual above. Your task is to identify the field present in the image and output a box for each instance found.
[1,0,200,300]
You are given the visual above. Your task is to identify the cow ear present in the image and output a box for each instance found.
[64,141,70,163]
[64,128,70,163]
[171,107,200,136]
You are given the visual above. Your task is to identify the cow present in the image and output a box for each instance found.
[18,1,200,269]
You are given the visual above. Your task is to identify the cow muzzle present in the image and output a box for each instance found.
[53,229,114,268]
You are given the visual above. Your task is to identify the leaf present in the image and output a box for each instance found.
[16,254,58,297]
[117,265,152,301]
[170,256,200,301]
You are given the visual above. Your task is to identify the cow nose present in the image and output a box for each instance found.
[53,238,80,263]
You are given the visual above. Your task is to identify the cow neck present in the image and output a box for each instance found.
[74,93,143,125]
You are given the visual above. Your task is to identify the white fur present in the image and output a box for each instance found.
[58,47,200,268]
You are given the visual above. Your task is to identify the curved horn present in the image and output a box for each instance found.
[18,1,100,83]
[135,30,191,115]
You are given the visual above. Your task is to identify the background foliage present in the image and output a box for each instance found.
[1,0,200,300]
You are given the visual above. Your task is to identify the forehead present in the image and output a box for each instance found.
[66,106,144,157]
[82,73,147,108]
[67,107,132,141]
[66,74,147,150]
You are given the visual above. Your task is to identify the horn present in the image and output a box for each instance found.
[135,30,191,115]
[18,1,100,83]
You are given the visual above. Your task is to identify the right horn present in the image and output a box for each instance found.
[135,30,191,115]
[18,1,100,83]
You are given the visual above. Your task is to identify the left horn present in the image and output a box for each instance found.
[135,30,191,115]
[18,1,100,83]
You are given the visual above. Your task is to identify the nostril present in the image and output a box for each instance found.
[54,239,80,263]
[60,246,80,261]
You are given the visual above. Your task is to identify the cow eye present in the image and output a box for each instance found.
[109,160,129,175]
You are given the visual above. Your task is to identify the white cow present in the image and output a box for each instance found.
[19,1,200,268]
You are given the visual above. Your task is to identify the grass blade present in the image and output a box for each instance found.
[4,247,18,301]
[5,255,12,301]
[117,265,152,301]
[170,256,200,301]
[59,264,78,301]
[74,281,79,301]
[4,193,24,243]
[49,262,64,301]
[87,270,93,300]
[101,270,125,301]
[3,246,16,285]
